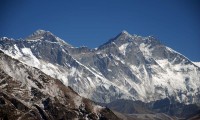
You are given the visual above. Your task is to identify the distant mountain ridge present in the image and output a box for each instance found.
[0,29,200,105]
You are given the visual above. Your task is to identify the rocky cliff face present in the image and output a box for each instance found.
[0,50,120,120]
[0,30,200,105]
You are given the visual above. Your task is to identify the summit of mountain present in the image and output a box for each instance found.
[25,29,72,47]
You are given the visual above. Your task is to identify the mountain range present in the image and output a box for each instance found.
[0,30,200,119]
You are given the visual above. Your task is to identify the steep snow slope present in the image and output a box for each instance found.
[0,30,200,104]
[0,50,120,120]
[193,62,200,67]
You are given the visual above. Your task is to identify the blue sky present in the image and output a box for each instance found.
[0,0,200,61]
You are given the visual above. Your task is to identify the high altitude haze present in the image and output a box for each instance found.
[0,0,200,61]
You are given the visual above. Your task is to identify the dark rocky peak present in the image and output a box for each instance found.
[98,30,134,50]
[113,30,133,42]
[109,30,133,43]
[26,29,54,41]
[25,29,72,46]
